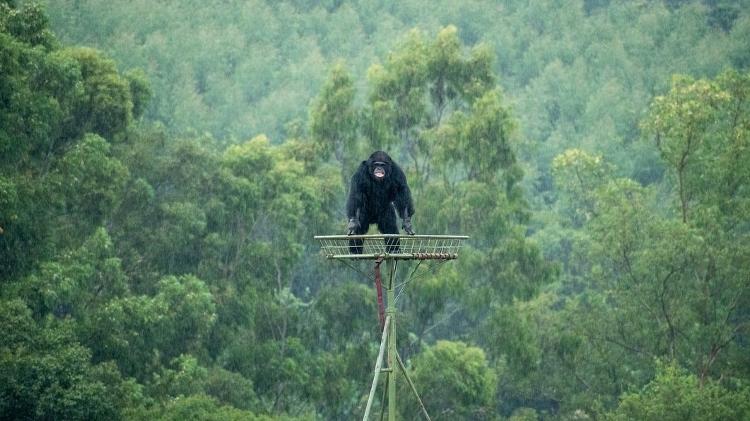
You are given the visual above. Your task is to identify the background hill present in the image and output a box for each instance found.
[2,0,749,419]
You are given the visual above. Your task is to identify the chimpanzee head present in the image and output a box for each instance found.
[367,151,392,182]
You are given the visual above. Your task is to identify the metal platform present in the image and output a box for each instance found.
[313,234,469,260]
[314,233,469,420]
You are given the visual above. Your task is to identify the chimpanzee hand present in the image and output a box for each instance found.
[347,218,360,235]
[402,217,415,235]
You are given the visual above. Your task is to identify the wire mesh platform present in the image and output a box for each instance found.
[314,234,469,260]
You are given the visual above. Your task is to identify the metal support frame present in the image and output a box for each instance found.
[314,235,467,420]
[362,258,431,421]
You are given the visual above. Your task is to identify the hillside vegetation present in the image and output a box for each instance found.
[2,1,749,419]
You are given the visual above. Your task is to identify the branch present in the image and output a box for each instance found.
[658,266,679,359]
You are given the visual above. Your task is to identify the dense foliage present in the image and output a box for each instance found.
[2,0,749,419]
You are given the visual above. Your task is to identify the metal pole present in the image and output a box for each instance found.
[387,258,397,421]
[363,316,391,420]
[379,375,388,421]
[396,352,431,420]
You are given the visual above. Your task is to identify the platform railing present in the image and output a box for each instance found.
[314,234,469,260]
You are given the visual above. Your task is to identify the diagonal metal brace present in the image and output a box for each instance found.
[363,316,391,420]
[396,352,431,420]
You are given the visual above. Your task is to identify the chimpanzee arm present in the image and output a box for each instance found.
[346,162,368,220]
[392,164,414,220]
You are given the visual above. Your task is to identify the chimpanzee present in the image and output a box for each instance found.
[346,151,415,254]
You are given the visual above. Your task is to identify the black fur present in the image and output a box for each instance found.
[346,151,414,253]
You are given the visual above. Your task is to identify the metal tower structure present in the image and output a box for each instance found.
[314,234,469,421]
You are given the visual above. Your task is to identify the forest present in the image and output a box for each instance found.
[1,0,749,419]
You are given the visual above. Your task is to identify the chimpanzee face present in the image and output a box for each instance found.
[368,151,392,181]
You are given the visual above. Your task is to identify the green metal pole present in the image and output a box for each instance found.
[387,258,397,421]
[363,316,390,420]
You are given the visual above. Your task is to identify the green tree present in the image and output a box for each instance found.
[605,362,750,421]
[642,74,732,223]
[54,134,128,243]
[310,62,359,183]
[15,227,127,320]
[365,26,496,183]
[133,393,302,421]
[1,5,144,280]
[551,148,611,227]
[639,70,750,381]
[406,340,497,420]
[0,300,123,420]
[65,47,135,140]
[0,2,56,48]
[357,28,555,357]
[512,70,750,418]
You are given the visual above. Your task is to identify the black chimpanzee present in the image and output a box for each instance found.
[346,151,415,254]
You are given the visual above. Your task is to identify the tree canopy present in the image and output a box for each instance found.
[2,1,749,419]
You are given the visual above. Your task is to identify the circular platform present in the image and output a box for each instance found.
[314,234,469,260]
